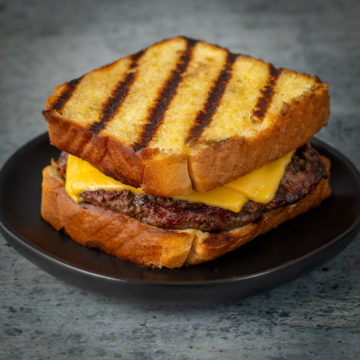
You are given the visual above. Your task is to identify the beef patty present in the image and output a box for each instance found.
[57,143,327,232]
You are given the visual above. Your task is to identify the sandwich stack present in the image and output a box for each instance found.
[41,37,331,268]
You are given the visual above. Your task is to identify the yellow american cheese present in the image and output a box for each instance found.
[173,187,247,213]
[225,151,294,203]
[65,155,143,203]
[65,152,293,212]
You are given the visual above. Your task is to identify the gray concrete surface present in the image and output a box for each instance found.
[1,0,359,359]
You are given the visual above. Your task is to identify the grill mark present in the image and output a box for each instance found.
[132,39,197,152]
[52,77,83,112]
[252,64,281,120]
[90,50,145,134]
[185,52,238,143]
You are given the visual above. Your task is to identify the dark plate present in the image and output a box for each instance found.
[0,134,360,305]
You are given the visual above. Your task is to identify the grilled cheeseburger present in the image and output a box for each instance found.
[41,37,331,268]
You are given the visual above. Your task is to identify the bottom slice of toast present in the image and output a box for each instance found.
[41,158,331,269]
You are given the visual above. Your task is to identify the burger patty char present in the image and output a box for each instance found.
[57,143,327,232]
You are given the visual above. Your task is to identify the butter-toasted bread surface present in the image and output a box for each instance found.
[43,37,329,196]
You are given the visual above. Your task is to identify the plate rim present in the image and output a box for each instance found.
[0,133,360,287]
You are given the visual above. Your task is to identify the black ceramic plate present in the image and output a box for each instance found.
[0,134,360,305]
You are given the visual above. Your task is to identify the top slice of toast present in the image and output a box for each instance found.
[43,36,329,196]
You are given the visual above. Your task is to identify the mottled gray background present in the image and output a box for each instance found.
[1,0,359,359]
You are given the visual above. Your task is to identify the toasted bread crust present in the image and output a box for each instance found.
[41,158,331,268]
[43,37,330,197]
[43,82,329,195]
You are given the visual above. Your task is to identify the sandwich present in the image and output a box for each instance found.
[41,36,331,268]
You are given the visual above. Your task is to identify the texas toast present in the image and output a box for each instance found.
[43,36,329,196]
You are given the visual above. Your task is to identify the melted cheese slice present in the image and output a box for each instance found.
[65,155,143,203]
[65,152,294,212]
[225,151,294,203]
[173,188,247,213]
